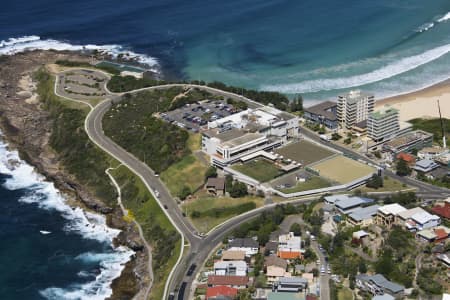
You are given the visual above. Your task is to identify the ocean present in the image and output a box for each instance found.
[0,135,134,300]
[0,1,450,299]
[1,0,450,101]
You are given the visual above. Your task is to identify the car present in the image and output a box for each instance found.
[187,264,196,276]
[182,212,186,217]
[154,190,160,198]
[163,204,168,209]
[154,173,159,177]
[316,259,320,265]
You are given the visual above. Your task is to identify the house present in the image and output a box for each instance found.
[372,294,395,300]
[418,147,448,160]
[324,195,374,214]
[416,226,450,243]
[222,250,246,261]
[396,152,416,166]
[214,260,247,276]
[405,211,440,231]
[228,238,259,256]
[437,253,450,267]
[353,230,369,240]
[396,207,428,226]
[265,241,279,255]
[267,292,306,300]
[375,204,406,229]
[356,274,404,297]
[303,101,338,129]
[347,205,380,226]
[431,199,450,220]
[207,275,249,289]
[265,256,289,283]
[278,232,302,259]
[206,286,238,300]
[274,277,308,292]
[413,159,439,173]
[205,177,226,196]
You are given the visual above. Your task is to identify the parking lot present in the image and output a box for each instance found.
[160,100,241,132]
[58,69,108,100]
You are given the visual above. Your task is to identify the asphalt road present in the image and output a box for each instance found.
[311,241,330,300]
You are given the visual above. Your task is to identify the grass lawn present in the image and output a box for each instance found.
[187,133,201,151]
[337,287,353,300]
[181,195,265,233]
[311,155,375,184]
[275,140,335,166]
[281,176,331,193]
[355,176,415,193]
[161,154,208,197]
[232,159,284,182]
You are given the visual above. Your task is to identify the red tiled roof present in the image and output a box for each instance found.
[277,250,302,259]
[434,228,448,240]
[207,275,249,286]
[206,286,238,299]
[397,152,415,163]
[431,202,450,219]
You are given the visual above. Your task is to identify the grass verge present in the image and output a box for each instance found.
[111,166,181,300]
[337,287,353,300]
[181,195,264,233]
[355,176,413,193]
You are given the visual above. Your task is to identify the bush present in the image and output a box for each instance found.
[366,174,383,189]
[191,202,256,219]
[179,185,191,200]
[229,181,248,198]
[204,166,217,180]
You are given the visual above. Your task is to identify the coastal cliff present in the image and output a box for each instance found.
[0,50,149,299]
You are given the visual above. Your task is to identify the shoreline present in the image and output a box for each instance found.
[376,78,450,122]
[0,50,147,299]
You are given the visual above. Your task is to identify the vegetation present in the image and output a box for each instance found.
[365,174,383,189]
[383,191,418,207]
[191,202,256,219]
[289,95,303,112]
[226,98,248,110]
[396,158,412,176]
[204,166,217,180]
[229,181,248,198]
[35,68,117,205]
[111,166,180,300]
[107,75,166,92]
[417,172,450,189]
[55,59,120,75]
[232,159,284,182]
[160,154,208,198]
[357,176,410,193]
[331,133,342,141]
[417,267,443,294]
[409,117,450,146]
[281,176,331,193]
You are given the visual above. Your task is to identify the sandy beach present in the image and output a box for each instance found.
[376,79,450,122]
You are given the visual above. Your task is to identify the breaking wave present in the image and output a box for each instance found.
[0,133,134,300]
[0,35,159,71]
[260,43,450,94]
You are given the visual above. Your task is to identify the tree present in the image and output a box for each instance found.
[225,174,233,191]
[358,260,367,274]
[366,174,383,189]
[290,223,302,236]
[179,185,191,200]
[204,166,217,180]
[344,137,352,144]
[312,268,319,277]
[396,158,412,176]
[331,133,342,141]
[229,182,248,198]
[289,95,303,112]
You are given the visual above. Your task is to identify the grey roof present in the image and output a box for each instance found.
[206,177,225,190]
[304,101,337,121]
[279,277,308,284]
[265,241,279,252]
[360,274,405,294]
[265,256,288,269]
[354,119,367,129]
[349,205,381,221]
[229,238,259,249]
[372,294,395,300]
[415,159,437,169]
[324,195,350,204]
[335,197,374,210]
[295,264,305,272]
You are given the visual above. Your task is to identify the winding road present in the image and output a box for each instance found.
[54,68,450,300]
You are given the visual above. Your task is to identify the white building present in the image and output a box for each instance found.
[278,232,301,252]
[214,260,247,276]
[405,211,440,231]
[337,90,375,129]
[367,106,400,142]
[202,106,298,167]
[227,238,259,256]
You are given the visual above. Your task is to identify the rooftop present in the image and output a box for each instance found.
[207,275,249,286]
[349,205,380,221]
[431,201,450,219]
[265,255,288,269]
[222,132,265,148]
[410,211,440,224]
[206,177,225,190]
[206,286,238,299]
[221,250,246,261]
[339,90,374,104]
[378,203,406,216]
[228,237,259,249]
[397,207,427,220]
[384,130,433,149]
[335,196,374,210]
[372,294,395,300]
[304,101,337,121]
[370,106,399,120]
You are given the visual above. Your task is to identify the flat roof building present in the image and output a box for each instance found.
[304,101,338,129]
[375,204,407,229]
[356,274,404,297]
[382,130,433,155]
[413,159,439,173]
[214,260,247,276]
[337,90,375,129]
[367,106,400,142]
[347,205,381,227]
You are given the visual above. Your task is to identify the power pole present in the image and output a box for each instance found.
[437,99,447,148]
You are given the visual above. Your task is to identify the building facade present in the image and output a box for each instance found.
[367,106,400,142]
[337,90,375,129]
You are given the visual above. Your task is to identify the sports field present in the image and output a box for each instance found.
[310,156,375,184]
[275,140,336,166]
[232,158,284,182]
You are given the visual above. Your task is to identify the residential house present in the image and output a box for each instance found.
[274,277,308,292]
[214,261,247,276]
[347,205,380,226]
[228,238,259,256]
[375,204,406,229]
[207,275,249,289]
[431,199,450,220]
[396,152,416,166]
[205,177,226,196]
[416,226,450,243]
[265,241,279,255]
[437,253,450,267]
[396,207,428,226]
[267,292,306,300]
[413,159,439,173]
[222,250,246,261]
[303,101,338,129]
[356,274,404,297]
[206,286,238,300]
[372,294,395,300]
[405,211,440,231]
[278,232,302,259]
[264,256,289,283]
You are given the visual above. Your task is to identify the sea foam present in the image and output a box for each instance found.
[260,43,450,94]
[0,35,159,71]
[437,11,450,23]
[0,134,134,300]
